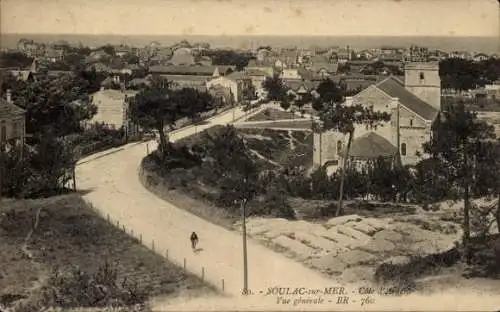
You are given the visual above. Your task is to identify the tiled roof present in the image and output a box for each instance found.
[149,65,234,76]
[376,76,439,121]
[246,68,268,76]
[349,132,397,160]
[310,55,330,64]
[158,75,210,83]
[0,98,25,118]
[283,79,320,92]
[310,63,339,73]
[247,59,275,68]
[226,71,250,82]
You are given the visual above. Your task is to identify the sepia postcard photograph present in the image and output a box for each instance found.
[0,0,499,311]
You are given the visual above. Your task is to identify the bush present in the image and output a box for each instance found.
[1,134,75,198]
[374,247,461,286]
[39,261,148,309]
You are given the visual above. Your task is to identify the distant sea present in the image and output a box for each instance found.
[1,34,498,53]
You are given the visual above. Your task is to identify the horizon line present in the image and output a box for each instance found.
[3,32,497,38]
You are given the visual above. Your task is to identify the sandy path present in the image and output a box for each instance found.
[76,107,500,311]
[75,107,342,301]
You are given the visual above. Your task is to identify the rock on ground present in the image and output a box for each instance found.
[272,235,316,261]
[363,218,390,231]
[340,265,376,283]
[323,229,364,249]
[309,254,347,274]
[293,232,342,253]
[326,215,363,227]
[336,225,373,244]
[337,249,379,267]
[372,229,404,243]
[382,255,411,265]
[350,222,379,236]
[361,238,396,254]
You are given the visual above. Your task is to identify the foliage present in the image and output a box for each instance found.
[262,74,288,102]
[315,78,391,216]
[3,72,97,138]
[439,57,500,91]
[129,78,213,156]
[0,133,75,198]
[199,126,260,207]
[202,50,254,71]
[39,261,147,309]
[0,51,33,68]
[99,45,116,57]
[423,102,497,245]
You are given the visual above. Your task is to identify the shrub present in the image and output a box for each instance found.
[38,261,148,309]
[374,247,461,286]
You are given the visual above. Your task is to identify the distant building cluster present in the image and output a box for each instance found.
[1,37,499,139]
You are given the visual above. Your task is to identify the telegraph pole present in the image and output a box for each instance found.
[241,197,249,295]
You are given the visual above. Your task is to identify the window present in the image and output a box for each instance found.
[401,143,407,156]
[12,121,18,137]
[419,72,425,81]
[0,123,6,142]
[409,119,413,127]
[337,140,343,155]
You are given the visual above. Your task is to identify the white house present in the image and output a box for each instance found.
[88,89,139,130]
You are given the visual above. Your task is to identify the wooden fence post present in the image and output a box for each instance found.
[183,258,186,270]
[202,267,205,282]
[222,279,224,292]
[166,249,169,260]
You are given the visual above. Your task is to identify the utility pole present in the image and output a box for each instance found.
[241,197,249,295]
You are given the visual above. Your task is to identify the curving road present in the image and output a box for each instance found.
[76,107,500,311]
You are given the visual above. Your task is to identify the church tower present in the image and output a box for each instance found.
[404,62,441,111]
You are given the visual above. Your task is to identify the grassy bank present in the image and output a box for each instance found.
[0,194,217,311]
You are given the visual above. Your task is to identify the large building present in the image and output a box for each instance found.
[0,90,26,145]
[313,62,441,172]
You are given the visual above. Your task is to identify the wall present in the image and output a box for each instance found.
[398,106,432,165]
[312,121,393,170]
[0,116,25,143]
[404,63,441,111]
[90,91,127,129]
[206,77,238,102]
[351,85,393,114]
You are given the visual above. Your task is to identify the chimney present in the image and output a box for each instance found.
[344,96,353,106]
[6,89,12,103]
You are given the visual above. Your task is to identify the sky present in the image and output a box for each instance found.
[1,0,498,37]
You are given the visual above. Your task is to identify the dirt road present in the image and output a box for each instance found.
[76,107,500,311]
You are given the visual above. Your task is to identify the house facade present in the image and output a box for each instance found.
[88,89,139,130]
[0,90,26,145]
[313,62,440,173]
[206,71,253,103]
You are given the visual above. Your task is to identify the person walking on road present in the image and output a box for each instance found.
[190,231,199,250]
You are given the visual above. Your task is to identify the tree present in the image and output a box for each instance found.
[280,94,291,111]
[0,51,33,68]
[0,133,75,198]
[5,73,97,139]
[129,78,213,157]
[99,45,116,57]
[262,74,287,102]
[200,126,260,209]
[315,78,390,216]
[423,102,496,247]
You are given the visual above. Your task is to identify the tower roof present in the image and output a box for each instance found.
[349,132,397,160]
[376,76,439,121]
